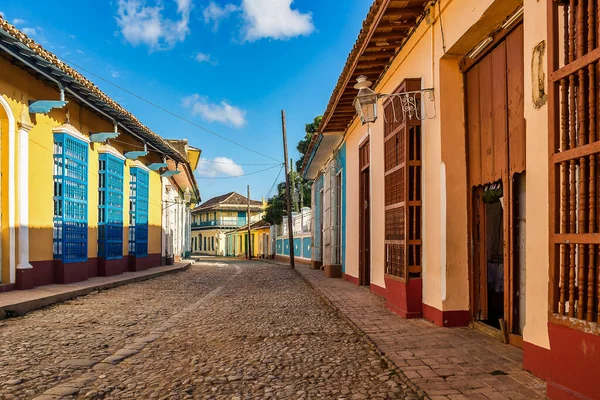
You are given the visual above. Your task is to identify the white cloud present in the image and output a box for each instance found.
[13,18,25,25]
[203,1,238,31]
[110,69,121,78]
[76,49,85,54]
[194,52,216,65]
[196,157,244,177]
[241,0,314,41]
[22,27,37,37]
[116,0,192,51]
[182,94,246,128]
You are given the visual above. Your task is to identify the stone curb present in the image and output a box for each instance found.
[286,262,429,400]
[0,263,191,320]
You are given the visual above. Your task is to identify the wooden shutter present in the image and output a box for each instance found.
[384,79,423,280]
[549,0,600,325]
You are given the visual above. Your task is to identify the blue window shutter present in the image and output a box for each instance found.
[129,167,149,257]
[98,153,124,259]
[53,133,88,263]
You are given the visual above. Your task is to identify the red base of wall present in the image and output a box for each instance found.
[98,257,128,277]
[0,283,16,292]
[54,258,98,284]
[384,276,422,319]
[323,264,342,278]
[524,323,600,400]
[422,303,470,327]
[370,283,387,298]
[343,273,359,285]
[16,267,36,290]
[311,260,323,270]
[128,254,161,272]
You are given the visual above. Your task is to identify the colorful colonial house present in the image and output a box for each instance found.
[273,208,312,265]
[0,18,199,291]
[191,192,264,256]
[302,0,600,398]
[225,220,271,258]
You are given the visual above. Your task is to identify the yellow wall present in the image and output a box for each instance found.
[0,55,167,271]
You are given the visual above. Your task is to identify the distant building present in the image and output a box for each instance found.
[191,192,264,256]
[273,208,312,265]
[225,220,271,258]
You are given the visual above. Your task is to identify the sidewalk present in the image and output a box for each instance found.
[294,264,547,400]
[0,262,191,319]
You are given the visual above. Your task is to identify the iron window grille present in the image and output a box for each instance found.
[129,167,149,258]
[98,153,124,259]
[53,133,88,263]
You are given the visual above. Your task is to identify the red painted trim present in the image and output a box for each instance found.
[422,303,470,327]
[30,260,55,287]
[370,282,387,298]
[523,340,552,381]
[54,259,97,284]
[98,257,128,277]
[384,276,422,319]
[343,273,360,286]
[16,267,35,290]
[0,283,16,293]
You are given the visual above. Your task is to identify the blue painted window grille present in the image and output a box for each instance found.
[53,133,88,263]
[129,167,149,257]
[98,153,124,259]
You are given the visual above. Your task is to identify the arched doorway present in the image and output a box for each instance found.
[0,95,15,285]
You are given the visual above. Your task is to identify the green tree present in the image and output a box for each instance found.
[296,115,322,172]
[264,116,321,225]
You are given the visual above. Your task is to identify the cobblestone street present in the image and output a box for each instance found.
[0,260,419,400]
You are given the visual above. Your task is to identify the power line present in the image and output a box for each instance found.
[265,164,284,199]
[196,164,282,180]
[57,55,282,163]
[107,137,280,166]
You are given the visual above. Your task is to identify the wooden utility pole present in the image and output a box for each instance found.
[247,184,252,260]
[281,110,295,269]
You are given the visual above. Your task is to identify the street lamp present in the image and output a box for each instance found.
[353,75,436,125]
[353,76,378,125]
[184,187,192,204]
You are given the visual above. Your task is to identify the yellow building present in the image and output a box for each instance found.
[225,220,271,258]
[302,1,600,398]
[0,18,199,290]
[191,192,264,256]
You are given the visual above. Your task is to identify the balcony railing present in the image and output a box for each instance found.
[192,217,247,228]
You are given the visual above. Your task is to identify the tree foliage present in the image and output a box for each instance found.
[264,116,321,225]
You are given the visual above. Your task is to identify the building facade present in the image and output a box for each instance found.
[274,208,312,265]
[0,19,199,291]
[302,1,600,398]
[191,192,264,256]
[225,220,271,258]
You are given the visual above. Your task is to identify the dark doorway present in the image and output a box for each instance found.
[359,139,370,286]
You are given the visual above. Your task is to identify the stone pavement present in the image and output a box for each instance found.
[0,260,422,399]
[294,264,547,400]
[0,262,190,319]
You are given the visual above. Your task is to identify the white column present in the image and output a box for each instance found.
[17,114,33,271]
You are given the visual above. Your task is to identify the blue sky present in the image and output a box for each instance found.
[0,0,370,202]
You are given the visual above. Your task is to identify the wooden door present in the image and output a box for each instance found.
[359,140,371,285]
[465,23,525,343]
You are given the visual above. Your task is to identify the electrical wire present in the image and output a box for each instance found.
[106,137,280,166]
[438,0,447,54]
[197,164,283,180]
[265,164,285,199]
[56,55,282,163]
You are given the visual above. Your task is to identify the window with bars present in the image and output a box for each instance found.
[549,0,600,325]
[53,133,88,263]
[383,79,423,279]
[98,153,124,259]
[129,167,149,258]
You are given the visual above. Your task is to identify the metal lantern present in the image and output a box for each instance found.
[184,187,192,204]
[353,75,378,124]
